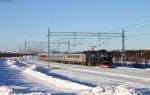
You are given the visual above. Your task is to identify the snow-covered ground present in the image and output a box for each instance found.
[0,58,78,95]
[0,85,51,95]
[0,57,150,95]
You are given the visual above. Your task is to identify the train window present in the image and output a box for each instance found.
[67,55,80,58]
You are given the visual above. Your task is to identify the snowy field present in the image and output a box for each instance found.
[0,57,150,95]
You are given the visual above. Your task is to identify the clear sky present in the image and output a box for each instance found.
[0,0,150,52]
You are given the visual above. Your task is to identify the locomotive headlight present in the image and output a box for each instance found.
[91,54,94,57]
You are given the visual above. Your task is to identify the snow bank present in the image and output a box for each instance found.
[81,85,139,95]
[146,68,150,71]
[5,59,142,95]
[6,59,16,66]
[0,85,13,95]
[0,85,51,95]
[24,66,141,95]
[24,66,92,91]
[6,59,18,68]
[0,84,140,95]
[6,59,32,69]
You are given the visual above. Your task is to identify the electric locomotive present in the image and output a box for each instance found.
[84,50,112,67]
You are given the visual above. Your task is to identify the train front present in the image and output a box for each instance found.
[84,50,112,67]
[99,50,112,68]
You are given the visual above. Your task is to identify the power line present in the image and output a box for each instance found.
[128,32,150,38]
[104,20,150,33]
[124,20,150,30]
[47,32,122,47]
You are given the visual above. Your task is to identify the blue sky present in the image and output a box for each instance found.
[0,0,150,51]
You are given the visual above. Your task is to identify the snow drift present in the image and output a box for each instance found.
[6,59,16,66]
[24,64,140,95]
[0,85,51,95]
[24,65,92,91]
[84,85,139,95]
[5,59,142,95]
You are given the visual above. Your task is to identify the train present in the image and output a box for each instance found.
[38,50,112,68]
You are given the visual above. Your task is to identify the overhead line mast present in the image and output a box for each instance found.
[48,28,50,58]
[121,30,126,66]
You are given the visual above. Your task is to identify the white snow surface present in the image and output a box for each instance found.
[2,58,143,95]
[24,65,92,91]
[82,85,138,95]
[0,85,51,95]
[0,85,138,95]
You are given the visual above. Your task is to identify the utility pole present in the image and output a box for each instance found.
[18,45,22,53]
[121,30,126,66]
[68,40,70,53]
[39,41,42,53]
[73,32,76,46]
[57,40,60,53]
[98,33,101,49]
[52,42,54,61]
[25,40,27,61]
[47,28,50,67]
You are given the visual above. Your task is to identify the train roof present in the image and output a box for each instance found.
[83,50,108,53]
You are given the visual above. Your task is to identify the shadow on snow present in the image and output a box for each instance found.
[0,58,49,94]
[35,66,96,87]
